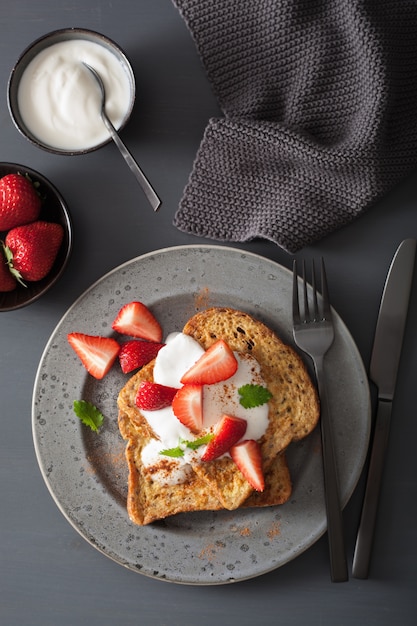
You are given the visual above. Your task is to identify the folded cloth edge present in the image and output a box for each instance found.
[171,0,417,252]
[174,117,387,253]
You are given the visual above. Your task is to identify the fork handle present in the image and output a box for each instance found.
[315,356,349,582]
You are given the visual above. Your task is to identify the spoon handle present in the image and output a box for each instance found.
[101,113,161,211]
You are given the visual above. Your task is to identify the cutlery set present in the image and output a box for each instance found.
[292,239,416,582]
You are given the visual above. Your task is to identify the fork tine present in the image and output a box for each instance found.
[311,259,319,321]
[320,258,332,320]
[302,260,310,322]
[293,258,332,323]
[292,260,301,325]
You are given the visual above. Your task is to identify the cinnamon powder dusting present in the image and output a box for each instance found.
[229,523,252,537]
[194,287,211,311]
[267,521,281,539]
[198,541,225,562]
[85,445,126,476]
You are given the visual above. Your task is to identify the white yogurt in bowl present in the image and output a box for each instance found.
[8,29,135,154]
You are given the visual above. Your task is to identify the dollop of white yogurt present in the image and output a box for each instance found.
[153,332,205,388]
[17,39,132,151]
[140,333,270,485]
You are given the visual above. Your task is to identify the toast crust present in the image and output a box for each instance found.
[119,408,292,525]
[117,307,319,524]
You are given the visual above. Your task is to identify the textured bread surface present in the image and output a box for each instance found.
[118,408,222,525]
[182,308,319,507]
[118,407,291,525]
[117,307,318,525]
[183,309,319,453]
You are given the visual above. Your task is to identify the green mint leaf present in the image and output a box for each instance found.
[160,434,214,457]
[160,446,184,458]
[73,400,105,432]
[184,433,214,450]
[238,384,273,409]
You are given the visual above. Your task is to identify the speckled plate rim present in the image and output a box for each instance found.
[32,244,371,585]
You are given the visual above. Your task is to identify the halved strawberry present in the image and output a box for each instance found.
[135,381,177,411]
[201,414,247,461]
[180,339,238,385]
[230,440,265,492]
[67,333,120,380]
[172,384,203,433]
[112,301,162,342]
[119,340,165,374]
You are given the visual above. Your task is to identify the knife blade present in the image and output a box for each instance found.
[352,238,416,579]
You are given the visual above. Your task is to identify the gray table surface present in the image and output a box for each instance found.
[1,2,416,625]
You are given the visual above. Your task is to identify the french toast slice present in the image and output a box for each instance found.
[118,408,221,525]
[117,307,319,524]
[118,406,292,525]
[181,308,319,508]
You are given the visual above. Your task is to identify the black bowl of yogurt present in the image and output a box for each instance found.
[8,28,136,155]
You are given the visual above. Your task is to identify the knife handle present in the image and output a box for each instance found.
[352,399,392,579]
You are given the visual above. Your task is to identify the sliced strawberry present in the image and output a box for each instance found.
[201,414,247,461]
[180,339,238,385]
[172,384,203,433]
[135,381,177,411]
[112,301,162,342]
[230,440,265,492]
[119,340,165,374]
[67,333,120,380]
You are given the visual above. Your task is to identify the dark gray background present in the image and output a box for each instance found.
[1,1,416,624]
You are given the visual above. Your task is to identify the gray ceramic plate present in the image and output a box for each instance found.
[32,245,371,585]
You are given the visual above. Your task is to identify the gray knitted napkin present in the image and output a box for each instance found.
[171,0,417,252]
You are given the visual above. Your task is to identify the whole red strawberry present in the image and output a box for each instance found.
[0,173,41,231]
[0,248,16,292]
[5,221,64,282]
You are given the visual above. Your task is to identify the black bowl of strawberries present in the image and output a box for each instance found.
[0,162,72,311]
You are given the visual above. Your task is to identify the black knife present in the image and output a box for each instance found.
[352,238,416,579]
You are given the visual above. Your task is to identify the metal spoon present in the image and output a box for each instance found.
[83,62,161,211]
